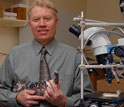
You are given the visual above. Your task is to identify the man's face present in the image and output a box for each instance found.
[29,6,58,45]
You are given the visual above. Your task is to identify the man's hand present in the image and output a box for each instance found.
[16,89,44,107]
[44,80,67,107]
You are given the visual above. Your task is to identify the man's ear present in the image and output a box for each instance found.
[56,18,59,28]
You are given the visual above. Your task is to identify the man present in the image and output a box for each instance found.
[0,0,93,106]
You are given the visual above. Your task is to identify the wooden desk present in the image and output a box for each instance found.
[88,68,105,91]
[97,78,124,92]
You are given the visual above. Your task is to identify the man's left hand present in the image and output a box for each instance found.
[42,80,67,107]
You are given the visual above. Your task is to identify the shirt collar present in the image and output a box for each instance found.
[32,39,57,56]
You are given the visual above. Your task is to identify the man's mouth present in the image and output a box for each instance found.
[37,29,49,35]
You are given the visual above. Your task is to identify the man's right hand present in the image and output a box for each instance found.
[16,89,44,107]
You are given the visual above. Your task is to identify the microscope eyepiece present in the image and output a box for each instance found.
[69,24,81,38]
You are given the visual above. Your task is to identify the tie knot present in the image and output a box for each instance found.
[41,47,47,55]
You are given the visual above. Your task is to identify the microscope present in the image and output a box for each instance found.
[69,0,124,106]
[69,26,124,107]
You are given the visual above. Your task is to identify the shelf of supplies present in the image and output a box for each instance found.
[0,0,29,27]
[0,18,28,27]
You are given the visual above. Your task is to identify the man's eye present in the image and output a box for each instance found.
[45,17,51,21]
[32,19,40,22]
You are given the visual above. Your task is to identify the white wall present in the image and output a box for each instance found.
[85,0,123,45]
[0,27,18,65]
[86,0,122,22]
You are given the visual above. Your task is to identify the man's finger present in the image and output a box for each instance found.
[24,89,36,95]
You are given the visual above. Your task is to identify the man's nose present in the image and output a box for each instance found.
[38,19,46,27]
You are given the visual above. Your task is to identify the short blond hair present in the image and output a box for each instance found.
[28,0,58,20]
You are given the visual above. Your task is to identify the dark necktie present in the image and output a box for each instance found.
[40,47,51,81]
[39,47,55,107]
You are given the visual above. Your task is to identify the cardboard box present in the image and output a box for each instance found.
[97,78,124,92]
[0,3,3,9]
[0,3,3,18]
[5,8,13,12]
[0,10,3,18]
[13,7,26,20]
